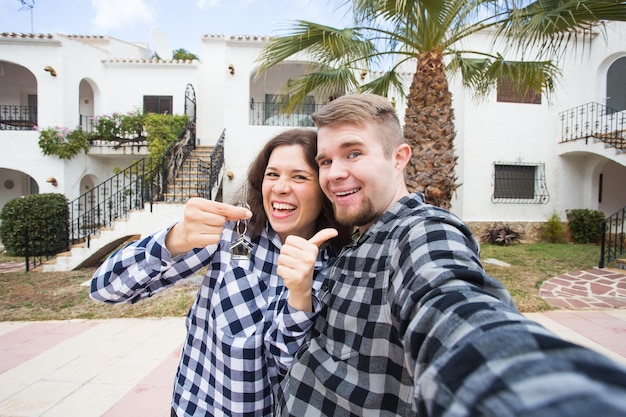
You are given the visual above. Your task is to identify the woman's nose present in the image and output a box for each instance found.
[273,179,290,193]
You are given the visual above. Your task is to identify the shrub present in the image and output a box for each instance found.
[38,126,90,159]
[0,193,69,257]
[481,222,523,246]
[565,209,605,244]
[541,212,566,243]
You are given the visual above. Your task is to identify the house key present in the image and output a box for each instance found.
[230,210,253,260]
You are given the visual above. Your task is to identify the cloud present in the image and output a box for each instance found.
[92,0,156,30]
[196,0,222,9]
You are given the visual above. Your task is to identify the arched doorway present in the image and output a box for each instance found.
[0,168,39,214]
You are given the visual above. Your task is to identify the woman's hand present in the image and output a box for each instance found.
[166,198,252,257]
[277,228,338,312]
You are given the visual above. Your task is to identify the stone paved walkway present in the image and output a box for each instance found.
[0,263,625,415]
[539,267,626,309]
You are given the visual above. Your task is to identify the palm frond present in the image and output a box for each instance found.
[359,69,406,97]
[450,53,560,101]
[273,66,360,114]
[256,20,376,74]
[499,0,626,56]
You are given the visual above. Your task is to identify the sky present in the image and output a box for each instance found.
[0,0,352,56]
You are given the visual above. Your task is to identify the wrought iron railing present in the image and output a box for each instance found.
[68,156,155,246]
[79,114,96,134]
[249,101,323,126]
[0,105,37,130]
[599,206,626,268]
[198,130,225,200]
[559,102,626,151]
[67,121,227,247]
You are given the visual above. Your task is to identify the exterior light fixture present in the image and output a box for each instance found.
[44,65,57,76]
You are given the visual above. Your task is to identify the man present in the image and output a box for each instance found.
[276,94,626,416]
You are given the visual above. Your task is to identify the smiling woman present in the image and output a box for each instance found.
[88,128,352,417]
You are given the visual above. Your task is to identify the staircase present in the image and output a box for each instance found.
[43,131,225,272]
[43,202,186,271]
[163,146,221,202]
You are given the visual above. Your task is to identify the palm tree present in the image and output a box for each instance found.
[256,0,626,209]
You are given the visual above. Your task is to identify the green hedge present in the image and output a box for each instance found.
[566,208,605,244]
[0,193,69,257]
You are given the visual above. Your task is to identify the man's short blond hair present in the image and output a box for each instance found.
[312,94,404,158]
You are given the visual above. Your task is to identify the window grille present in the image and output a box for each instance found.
[492,162,549,204]
[497,78,541,104]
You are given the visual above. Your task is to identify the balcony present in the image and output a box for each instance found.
[80,113,148,156]
[249,101,324,127]
[0,105,37,130]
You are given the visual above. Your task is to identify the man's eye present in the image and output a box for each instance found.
[347,151,360,159]
[318,159,331,167]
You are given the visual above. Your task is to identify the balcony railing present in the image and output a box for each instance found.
[559,102,626,151]
[249,101,324,127]
[79,114,96,133]
[0,105,37,130]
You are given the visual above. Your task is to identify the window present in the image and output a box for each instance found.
[606,57,626,112]
[497,78,541,104]
[143,96,172,114]
[492,162,549,204]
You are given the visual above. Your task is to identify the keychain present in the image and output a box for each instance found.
[230,214,253,259]
[230,185,253,260]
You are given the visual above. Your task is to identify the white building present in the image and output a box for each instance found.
[0,23,624,267]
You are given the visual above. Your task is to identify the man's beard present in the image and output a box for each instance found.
[333,197,378,228]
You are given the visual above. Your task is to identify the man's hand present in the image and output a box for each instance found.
[166,198,252,257]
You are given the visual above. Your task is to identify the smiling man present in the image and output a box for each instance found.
[275,94,626,417]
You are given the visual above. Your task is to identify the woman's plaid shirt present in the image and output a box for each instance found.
[90,222,334,417]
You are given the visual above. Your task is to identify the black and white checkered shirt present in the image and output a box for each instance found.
[276,193,626,416]
[90,222,335,417]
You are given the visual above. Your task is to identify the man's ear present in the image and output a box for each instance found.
[394,143,412,171]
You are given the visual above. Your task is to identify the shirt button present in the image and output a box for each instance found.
[161,261,167,266]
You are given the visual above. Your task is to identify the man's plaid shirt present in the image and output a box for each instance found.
[277,193,626,416]
[90,222,334,417]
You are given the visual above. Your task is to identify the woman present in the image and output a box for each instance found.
[89,128,352,417]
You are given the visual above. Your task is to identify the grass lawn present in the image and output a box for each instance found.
[0,242,603,321]
[481,242,601,312]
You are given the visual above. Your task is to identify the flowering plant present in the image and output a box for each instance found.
[38,126,90,160]
[38,112,189,160]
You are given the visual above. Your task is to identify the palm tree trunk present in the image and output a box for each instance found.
[403,49,458,210]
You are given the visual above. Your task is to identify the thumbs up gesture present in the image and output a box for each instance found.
[277,228,338,312]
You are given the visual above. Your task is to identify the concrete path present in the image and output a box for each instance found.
[0,267,625,416]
